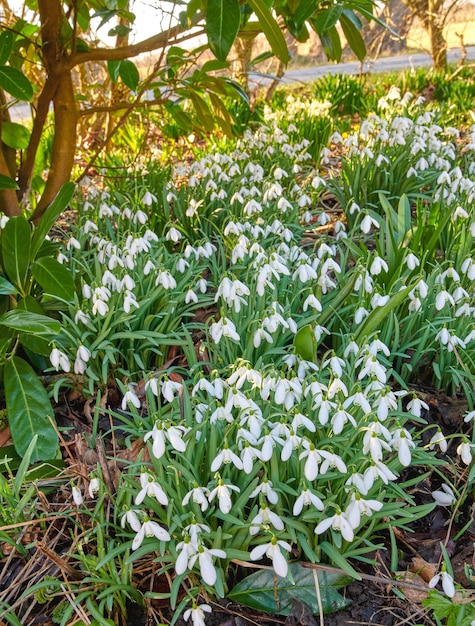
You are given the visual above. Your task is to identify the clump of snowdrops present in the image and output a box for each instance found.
[48,89,475,622]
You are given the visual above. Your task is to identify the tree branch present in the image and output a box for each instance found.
[66,14,205,70]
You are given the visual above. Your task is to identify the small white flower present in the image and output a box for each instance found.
[432,483,456,506]
[88,476,100,499]
[249,538,292,578]
[72,484,83,506]
[315,509,354,542]
[184,603,212,626]
[428,570,455,598]
[132,518,170,550]
[457,440,474,465]
[188,546,226,586]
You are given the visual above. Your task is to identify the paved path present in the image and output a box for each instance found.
[10,47,475,120]
[249,46,475,87]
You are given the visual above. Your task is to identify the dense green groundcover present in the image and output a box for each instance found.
[0,72,475,625]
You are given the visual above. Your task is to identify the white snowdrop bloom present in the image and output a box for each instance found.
[211,446,244,472]
[464,410,475,423]
[303,294,322,312]
[87,476,100,499]
[50,348,71,373]
[457,440,474,465]
[370,256,388,275]
[208,481,240,514]
[142,191,157,206]
[370,293,390,308]
[390,428,415,467]
[249,538,292,578]
[133,209,148,225]
[293,486,324,515]
[188,546,227,586]
[155,270,177,290]
[291,412,316,433]
[250,506,285,535]
[361,214,380,234]
[453,206,469,220]
[72,484,83,506]
[209,317,240,344]
[432,483,456,506]
[461,257,475,280]
[182,486,211,512]
[161,379,183,403]
[184,603,212,626]
[406,396,429,417]
[354,307,369,325]
[74,309,90,325]
[327,378,348,398]
[408,295,422,312]
[299,442,322,481]
[121,508,142,532]
[135,471,168,506]
[312,175,326,189]
[132,518,170,550]
[362,430,392,462]
[319,450,347,475]
[92,297,109,317]
[315,509,354,542]
[470,221,475,237]
[166,227,183,242]
[345,493,383,529]
[250,479,278,504]
[437,171,451,185]
[57,252,68,264]
[122,385,141,411]
[83,219,98,234]
[428,570,455,598]
[428,428,448,453]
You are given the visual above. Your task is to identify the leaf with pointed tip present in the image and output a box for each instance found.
[0,65,33,101]
[246,0,290,64]
[2,215,31,292]
[5,357,58,461]
[206,0,241,61]
[32,257,75,301]
[228,563,351,615]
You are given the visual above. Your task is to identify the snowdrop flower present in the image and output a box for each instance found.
[390,428,415,467]
[405,253,420,270]
[463,410,475,423]
[370,256,388,275]
[428,429,448,453]
[189,546,226,586]
[182,486,211,512]
[250,479,278,504]
[432,483,456,506]
[50,348,71,373]
[88,476,100,499]
[315,509,354,542]
[209,317,240,343]
[132,517,170,550]
[249,537,292,577]
[142,191,157,206]
[360,214,380,234]
[457,439,474,465]
[428,569,455,598]
[133,209,148,225]
[211,446,244,471]
[406,396,429,417]
[121,507,141,532]
[249,505,285,535]
[293,486,324,515]
[208,480,240,514]
[135,471,168,506]
[122,384,141,410]
[184,603,212,626]
[72,484,83,506]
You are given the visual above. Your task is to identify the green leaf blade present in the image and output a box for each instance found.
[206,0,241,61]
[228,563,351,615]
[0,309,61,336]
[0,65,33,101]
[0,31,13,65]
[5,357,58,461]
[32,257,75,301]
[2,215,31,292]
[118,59,139,90]
[246,0,290,64]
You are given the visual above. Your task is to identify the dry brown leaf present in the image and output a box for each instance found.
[395,571,429,603]
[410,556,438,583]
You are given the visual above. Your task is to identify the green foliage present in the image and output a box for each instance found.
[228,564,351,614]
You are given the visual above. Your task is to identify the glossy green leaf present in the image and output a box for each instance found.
[4,357,58,461]
[318,24,342,62]
[32,257,75,301]
[228,563,351,615]
[206,0,241,61]
[294,324,317,361]
[0,65,33,101]
[246,0,290,64]
[1,120,30,150]
[2,215,31,292]
[0,277,18,295]
[340,14,366,61]
[107,59,121,83]
[0,173,18,190]
[0,309,61,335]
[119,59,139,91]
[31,182,75,260]
[0,31,13,65]
[312,6,343,33]
[293,0,319,24]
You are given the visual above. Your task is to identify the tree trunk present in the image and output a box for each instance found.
[28,0,77,222]
[232,34,257,92]
[0,92,21,216]
[428,0,447,70]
